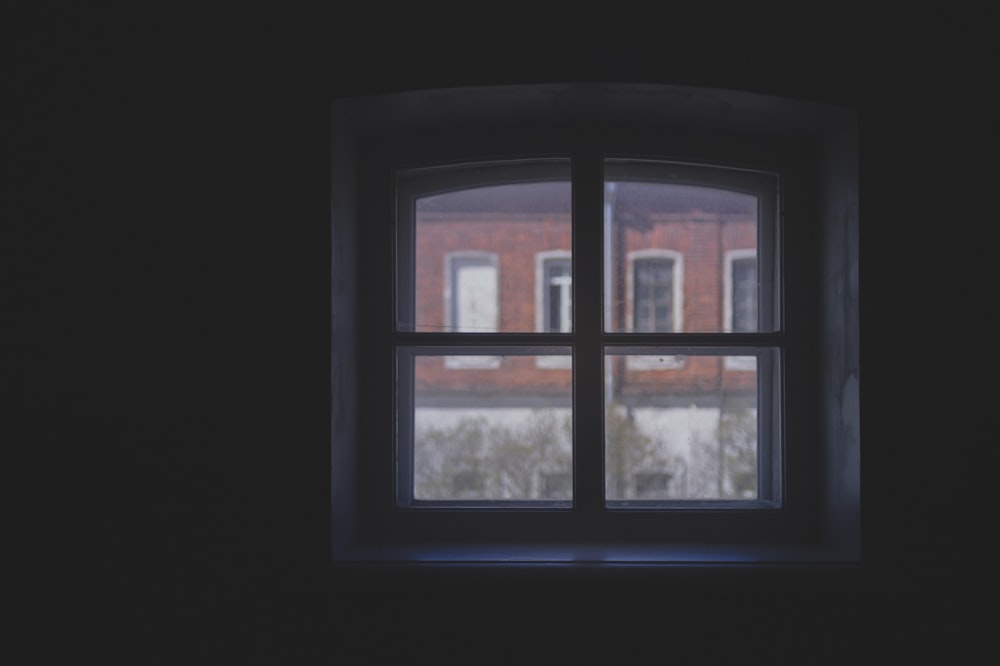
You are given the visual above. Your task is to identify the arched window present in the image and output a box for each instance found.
[331,83,860,564]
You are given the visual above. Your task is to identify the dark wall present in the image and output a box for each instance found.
[14,6,993,664]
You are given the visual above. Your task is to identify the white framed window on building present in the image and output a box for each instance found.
[724,249,758,371]
[624,248,684,370]
[331,83,860,565]
[539,252,572,333]
[536,250,572,368]
[444,251,501,369]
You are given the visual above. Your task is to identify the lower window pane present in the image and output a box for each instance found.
[405,351,573,502]
[604,351,759,502]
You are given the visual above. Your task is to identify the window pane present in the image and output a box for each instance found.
[604,351,759,502]
[398,161,572,333]
[405,350,573,502]
[605,161,759,333]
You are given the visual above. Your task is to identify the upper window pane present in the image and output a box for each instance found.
[605,160,766,333]
[397,160,571,333]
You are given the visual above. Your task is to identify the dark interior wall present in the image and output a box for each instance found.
[14,6,993,664]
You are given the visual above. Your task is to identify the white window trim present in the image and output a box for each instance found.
[443,251,501,369]
[535,249,572,369]
[625,248,685,370]
[723,248,758,371]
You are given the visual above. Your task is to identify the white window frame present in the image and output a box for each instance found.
[331,83,860,565]
[625,248,685,370]
[723,248,758,371]
[443,251,501,369]
[535,250,572,369]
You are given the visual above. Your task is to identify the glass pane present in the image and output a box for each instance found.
[604,161,759,333]
[604,350,759,502]
[408,351,572,501]
[399,161,572,333]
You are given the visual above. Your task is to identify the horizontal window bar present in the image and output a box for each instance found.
[398,344,573,356]
[394,332,784,347]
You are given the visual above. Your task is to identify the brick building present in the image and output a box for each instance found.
[405,175,761,502]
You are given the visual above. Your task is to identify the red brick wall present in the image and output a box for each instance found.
[412,211,757,395]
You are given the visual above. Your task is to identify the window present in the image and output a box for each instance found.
[331,83,860,564]
[538,252,572,333]
[624,249,684,370]
[728,253,757,333]
[536,250,573,369]
[447,252,499,334]
[724,249,758,370]
[631,254,679,333]
[444,251,500,369]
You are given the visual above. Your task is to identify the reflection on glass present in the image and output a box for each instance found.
[604,353,758,501]
[604,162,759,333]
[412,353,572,501]
[403,162,572,333]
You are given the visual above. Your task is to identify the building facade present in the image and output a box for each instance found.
[405,175,761,502]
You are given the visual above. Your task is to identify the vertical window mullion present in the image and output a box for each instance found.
[572,151,605,516]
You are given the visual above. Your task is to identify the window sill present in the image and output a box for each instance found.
[331,542,861,568]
